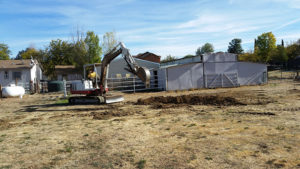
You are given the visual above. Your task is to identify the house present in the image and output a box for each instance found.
[157,52,267,91]
[55,65,82,81]
[0,59,42,90]
[134,52,161,63]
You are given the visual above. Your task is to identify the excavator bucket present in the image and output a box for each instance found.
[105,95,124,104]
[136,67,151,88]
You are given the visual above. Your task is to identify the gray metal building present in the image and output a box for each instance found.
[158,52,267,91]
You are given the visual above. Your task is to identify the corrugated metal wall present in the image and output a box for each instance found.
[159,61,267,91]
[237,62,267,85]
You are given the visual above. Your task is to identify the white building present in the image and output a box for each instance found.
[55,65,82,81]
[0,59,42,88]
[158,52,267,91]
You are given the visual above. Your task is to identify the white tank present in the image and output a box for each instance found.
[2,85,25,99]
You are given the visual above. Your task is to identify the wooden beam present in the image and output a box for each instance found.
[0,85,2,98]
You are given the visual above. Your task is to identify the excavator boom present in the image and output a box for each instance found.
[100,42,151,90]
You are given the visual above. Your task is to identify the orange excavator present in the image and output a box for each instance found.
[68,42,151,104]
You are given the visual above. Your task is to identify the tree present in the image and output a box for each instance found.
[227,38,243,54]
[161,55,176,63]
[38,31,103,79]
[39,39,74,78]
[239,50,258,62]
[102,31,118,55]
[269,45,288,65]
[84,31,102,63]
[255,32,276,63]
[184,54,195,58]
[71,39,89,71]
[196,43,214,56]
[15,47,40,60]
[286,41,300,61]
[0,43,11,60]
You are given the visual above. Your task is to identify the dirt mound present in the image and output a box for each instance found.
[136,94,245,106]
[91,109,134,120]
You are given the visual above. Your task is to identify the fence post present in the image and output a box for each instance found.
[205,75,207,88]
[63,80,67,98]
[133,76,135,93]
[221,74,224,87]
[30,80,33,93]
[36,78,39,93]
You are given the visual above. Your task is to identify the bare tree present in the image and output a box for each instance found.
[102,31,118,55]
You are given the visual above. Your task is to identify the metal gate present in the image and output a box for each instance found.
[205,73,239,88]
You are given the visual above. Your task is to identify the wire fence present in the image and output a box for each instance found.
[106,74,163,92]
[18,74,164,94]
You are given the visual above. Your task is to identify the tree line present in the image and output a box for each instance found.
[1,31,300,75]
[161,32,300,68]
[0,31,117,79]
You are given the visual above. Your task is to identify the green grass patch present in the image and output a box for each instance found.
[55,98,69,104]
[276,126,285,130]
[0,165,12,169]
[187,123,197,127]
[136,159,146,169]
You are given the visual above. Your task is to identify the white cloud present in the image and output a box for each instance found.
[2,0,300,58]
[274,18,300,30]
[177,14,226,29]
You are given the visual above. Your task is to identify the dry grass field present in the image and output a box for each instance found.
[0,71,299,169]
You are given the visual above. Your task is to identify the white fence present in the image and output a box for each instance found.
[106,74,163,92]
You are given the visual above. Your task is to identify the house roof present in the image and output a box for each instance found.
[0,59,38,69]
[134,52,161,59]
[55,65,76,69]
[55,65,81,74]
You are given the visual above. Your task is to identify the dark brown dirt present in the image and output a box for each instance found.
[22,117,43,125]
[0,119,16,130]
[232,111,276,116]
[91,109,135,120]
[136,94,245,107]
[49,113,90,119]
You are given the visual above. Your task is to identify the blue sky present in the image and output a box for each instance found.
[1,0,300,59]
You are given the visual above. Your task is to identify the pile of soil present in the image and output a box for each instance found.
[136,94,245,106]
[91,109,134,120]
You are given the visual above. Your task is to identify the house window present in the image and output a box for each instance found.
[4,71,8,79]
[13,72,22,80]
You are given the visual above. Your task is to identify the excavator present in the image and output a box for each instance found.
[68,42,151,104]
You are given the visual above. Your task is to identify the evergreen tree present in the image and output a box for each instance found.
[227,38,243,54]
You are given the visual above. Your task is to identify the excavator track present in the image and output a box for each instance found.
[68,96,105,104]
[68,95,124,104]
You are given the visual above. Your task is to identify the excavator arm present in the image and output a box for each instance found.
[99,42,151,92]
